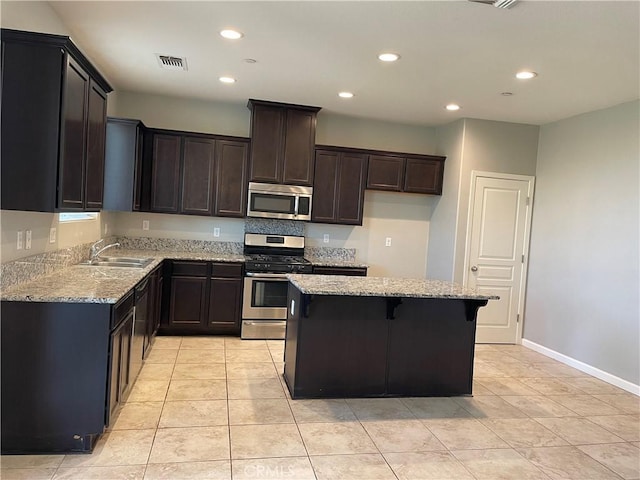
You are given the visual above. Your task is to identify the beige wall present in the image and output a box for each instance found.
[0,1,70,34]
[112,91,439,277]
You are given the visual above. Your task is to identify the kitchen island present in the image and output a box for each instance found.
[283,275,498,399]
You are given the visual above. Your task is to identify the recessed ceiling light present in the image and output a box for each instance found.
[445,104,461,111]
[220,29,243,40]
[378,52,400,62]
[338,92,354,98]
[516,70,537,80]
[219,76,236,84]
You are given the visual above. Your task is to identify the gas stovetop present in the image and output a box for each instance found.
[245,254,312,274]
[243,233,313,274]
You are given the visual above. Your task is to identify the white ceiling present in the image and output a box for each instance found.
[49,1,639,127]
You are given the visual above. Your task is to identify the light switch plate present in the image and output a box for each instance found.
[49,227,56,244]
[25,230,32,250]
[16,231,23,250]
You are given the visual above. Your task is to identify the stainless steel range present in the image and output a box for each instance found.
[241,233,313,339]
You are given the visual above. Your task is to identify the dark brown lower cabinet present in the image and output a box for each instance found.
[162,260,243,335]
[284,285,486,399]
[108,293,135,425]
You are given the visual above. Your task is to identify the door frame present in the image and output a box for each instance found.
[463,171,536,344]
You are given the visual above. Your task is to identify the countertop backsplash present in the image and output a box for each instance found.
[116,236,243,255]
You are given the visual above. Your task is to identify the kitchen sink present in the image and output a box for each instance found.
[79,257,155,268]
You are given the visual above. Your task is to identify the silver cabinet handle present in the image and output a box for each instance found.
[471,266,478,272]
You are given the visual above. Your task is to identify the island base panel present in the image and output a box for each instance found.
[284,288,483,399]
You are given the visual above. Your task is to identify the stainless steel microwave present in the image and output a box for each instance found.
[247,182,313,221]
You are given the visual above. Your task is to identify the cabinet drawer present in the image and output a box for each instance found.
[313,266,368,276]
[112,290,134,329]
[211,262,243,278]
[171,261,208,277]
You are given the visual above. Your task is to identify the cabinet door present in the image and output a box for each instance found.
[181,137,215,215]
[169,276,208,327]
[403,157,444,195]
[59,57,89,210]
[208,277,242,333]
[311,150,339,223]
[366,155,405,192]
[249,104,284,183]
[282,109,316,185]
[336,153,367,225]
[85,79,107,210]
[119,312,134,401]
[108,327,122,423]
[215,140,248,217]
[151,134,182,213]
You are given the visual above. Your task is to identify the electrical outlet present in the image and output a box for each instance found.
[49,227,57,244]
[16,231,23,250]
[25,230,32,250]
[323,234,329,243]
[385,237,392,247]
[142,220,149,231]
[213,227,220,238]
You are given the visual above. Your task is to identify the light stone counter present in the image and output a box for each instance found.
[287,274,499,300]
[1,249,245,304]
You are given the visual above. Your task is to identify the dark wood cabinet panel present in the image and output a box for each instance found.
[311,151,339,223]
[85,80,107,210]
[249,104,284,183]
[283,109,316,185]
[181,137,215,215]
[162,260,243,335]
[312,266,368,276]
[403,157,444,195]
[208,277,242,333]
[215,140,248,217]
[336,152,367,224]
[59,57,89,210]
[151,134,182,213]
[248,99,320,186]
[103,118,146,212]
[366,154,405,192]
[168,276,208,327]
[312,149,367,225]
[1,29,112,213]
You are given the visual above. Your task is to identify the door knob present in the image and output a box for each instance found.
[471,266,478,272]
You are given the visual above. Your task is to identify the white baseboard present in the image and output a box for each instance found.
[521,339,640,396]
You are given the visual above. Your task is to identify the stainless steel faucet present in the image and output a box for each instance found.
[89,239,121,264]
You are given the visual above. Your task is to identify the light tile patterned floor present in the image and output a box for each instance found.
[2,338,638,480]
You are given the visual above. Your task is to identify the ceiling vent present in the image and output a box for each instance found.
[469,0,518,8]
[156,54,188,71]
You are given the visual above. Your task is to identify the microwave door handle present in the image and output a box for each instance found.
[294,196,299,217]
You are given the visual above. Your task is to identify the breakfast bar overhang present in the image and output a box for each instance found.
[283,275,499,399]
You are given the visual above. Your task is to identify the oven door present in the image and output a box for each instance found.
[242,273,289,339]
[242,273,289,320]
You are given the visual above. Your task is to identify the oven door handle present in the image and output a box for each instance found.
[294,196,299,217]
[245,272,289,279]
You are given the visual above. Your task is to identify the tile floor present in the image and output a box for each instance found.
[1,337,638,479]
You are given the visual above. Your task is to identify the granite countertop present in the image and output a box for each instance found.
[1,249,245,304]
[287,274,499,300]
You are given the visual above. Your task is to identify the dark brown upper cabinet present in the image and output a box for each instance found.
[147,129,249,218]
[367,153,445,195]
[215,140,249,218]
[313,148,367,225]
[150,134,182,213]
[181,137,216,215]
[366,154,405,192]
[248,99,321,186]
[1,29,112,212]
[103,118,147,212]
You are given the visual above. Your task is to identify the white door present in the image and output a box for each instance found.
[465,172,534,344]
